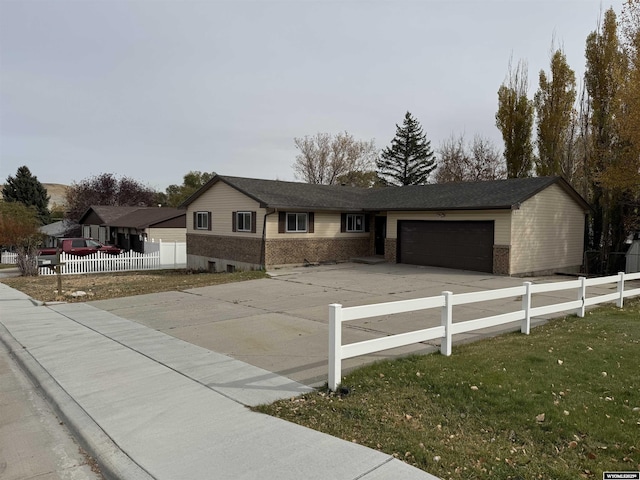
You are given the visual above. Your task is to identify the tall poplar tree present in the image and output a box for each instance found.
[606,0,640,195]
[584,7,628,258]
[3,166,51,225]
[534,48,577,178]
[495,59,535,178]
[377,111,436,186]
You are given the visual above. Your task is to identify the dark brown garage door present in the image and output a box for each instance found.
[398,220,495,273]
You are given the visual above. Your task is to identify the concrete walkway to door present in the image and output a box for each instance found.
[87,262,613,386]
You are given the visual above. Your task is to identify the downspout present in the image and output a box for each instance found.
[260,208,276,270]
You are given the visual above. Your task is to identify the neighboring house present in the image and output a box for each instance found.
[40,220,80,247]
[78,206,186,252]
[181,175,590,276]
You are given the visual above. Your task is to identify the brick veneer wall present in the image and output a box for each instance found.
[385,239,397,263]
[493,245,510,275]
[265,238,371,265]
[187,234,263,265]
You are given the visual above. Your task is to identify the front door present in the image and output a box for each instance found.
[375,216,386,256]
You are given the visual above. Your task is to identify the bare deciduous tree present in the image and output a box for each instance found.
[435,134,506,183]
[64,173,157,222]
[292,132,377,185]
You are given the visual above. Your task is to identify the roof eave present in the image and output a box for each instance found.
[370,205,514,212]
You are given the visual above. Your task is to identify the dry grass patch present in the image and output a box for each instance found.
[0,269,267,302]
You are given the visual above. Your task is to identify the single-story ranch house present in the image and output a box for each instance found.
[79,206,186,252]
[181,175,590,276]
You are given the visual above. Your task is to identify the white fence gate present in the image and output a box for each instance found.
[328,272,640,391]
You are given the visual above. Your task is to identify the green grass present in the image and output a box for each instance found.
[256,300,640,479]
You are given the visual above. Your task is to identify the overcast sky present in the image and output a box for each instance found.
[0,0,625,192]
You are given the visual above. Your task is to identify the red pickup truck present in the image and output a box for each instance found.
[39,238,122,256]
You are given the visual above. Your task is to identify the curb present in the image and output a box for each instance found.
[0,320,155,480]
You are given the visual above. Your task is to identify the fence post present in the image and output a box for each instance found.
[577,276,586,318]
[521,281,532,334]
[328,304,343,391]
[441,291,453,356]
[617,272,625,308]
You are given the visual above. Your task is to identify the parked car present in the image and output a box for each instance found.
[38,238,122,257]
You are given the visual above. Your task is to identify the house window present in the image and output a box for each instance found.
[346,214,365,232]
[236,212,252,232]
[287,213,307,232]
[195,211,210,230]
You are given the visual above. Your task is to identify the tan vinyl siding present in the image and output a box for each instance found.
[146,228,186,243]
[385,210,512,245]
[265,211,369,239]
[187,182,263,237]
[510,183,585,274]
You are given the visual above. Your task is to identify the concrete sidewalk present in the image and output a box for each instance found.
[0,282,437,480]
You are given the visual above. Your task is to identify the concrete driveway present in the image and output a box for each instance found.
[88,262,607,386]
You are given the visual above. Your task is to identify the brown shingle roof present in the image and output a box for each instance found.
[108,207,184,228]
[79,206,185,228]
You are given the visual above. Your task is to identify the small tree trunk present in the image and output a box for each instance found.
[16,245,39,276]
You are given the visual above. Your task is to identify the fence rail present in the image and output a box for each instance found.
[328,272,640,391]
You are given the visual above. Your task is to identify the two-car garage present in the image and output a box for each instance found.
[397,220,495,273]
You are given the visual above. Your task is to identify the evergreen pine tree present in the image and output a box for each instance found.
[377,112,436,186]
[3,166,51,225]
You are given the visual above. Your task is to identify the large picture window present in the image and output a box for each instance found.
[346,214,365,232]
[286,212,307,232]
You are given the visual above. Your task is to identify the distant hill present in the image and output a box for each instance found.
[43,183,68,208]
[0,183,68,209]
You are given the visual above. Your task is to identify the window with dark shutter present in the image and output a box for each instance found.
[308,212,314,233]
[236,212,252,232]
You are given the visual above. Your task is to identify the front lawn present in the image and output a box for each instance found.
[256,300,640,480]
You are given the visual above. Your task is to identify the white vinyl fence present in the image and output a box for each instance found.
[1,252,17,264]
[39,251,161,275]
[328,272,640,391]
[143,241,187,268]
[37,241,187,276]
[2,242,186,274]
